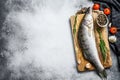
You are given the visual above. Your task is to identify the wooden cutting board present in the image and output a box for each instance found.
[70,10,112,71]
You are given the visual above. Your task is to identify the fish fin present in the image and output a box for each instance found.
[98,70,107,80]
[83,53,87,59]
[83,52,88,59]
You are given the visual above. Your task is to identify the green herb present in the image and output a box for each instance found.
[97,28,107,62]
[73,15,77,35]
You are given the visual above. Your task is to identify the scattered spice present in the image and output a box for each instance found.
[97,14,107,26]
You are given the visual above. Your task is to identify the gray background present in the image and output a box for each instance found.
[0,0,120,80]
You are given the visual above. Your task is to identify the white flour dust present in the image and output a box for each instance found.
[2,0,95,80]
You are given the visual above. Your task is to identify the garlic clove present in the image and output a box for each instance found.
[86,63,92,69]
[108,22,112,28]
[77,59,81,64]
[109,35,117,43]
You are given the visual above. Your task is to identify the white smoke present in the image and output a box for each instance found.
[2,0,98,80]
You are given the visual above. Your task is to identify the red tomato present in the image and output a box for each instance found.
[104,8,111,15]
[93,3,100,10]
[110,26,117,34]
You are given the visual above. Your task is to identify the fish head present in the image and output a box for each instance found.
[84,7,93,29]
[83,7,93,36]
[86,7,92,15]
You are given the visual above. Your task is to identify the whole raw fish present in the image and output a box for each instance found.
[78,7,107,80]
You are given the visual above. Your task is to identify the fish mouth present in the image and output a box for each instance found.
[86,7,91,14]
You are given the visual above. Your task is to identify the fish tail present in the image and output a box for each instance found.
[98,70,107,80]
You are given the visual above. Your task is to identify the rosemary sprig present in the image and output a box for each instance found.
[97,28,107,62]
[73,15,77,35]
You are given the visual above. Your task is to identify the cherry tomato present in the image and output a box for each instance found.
[93,3,100,10]
[104,8,111,15]
[110,26,117,34]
